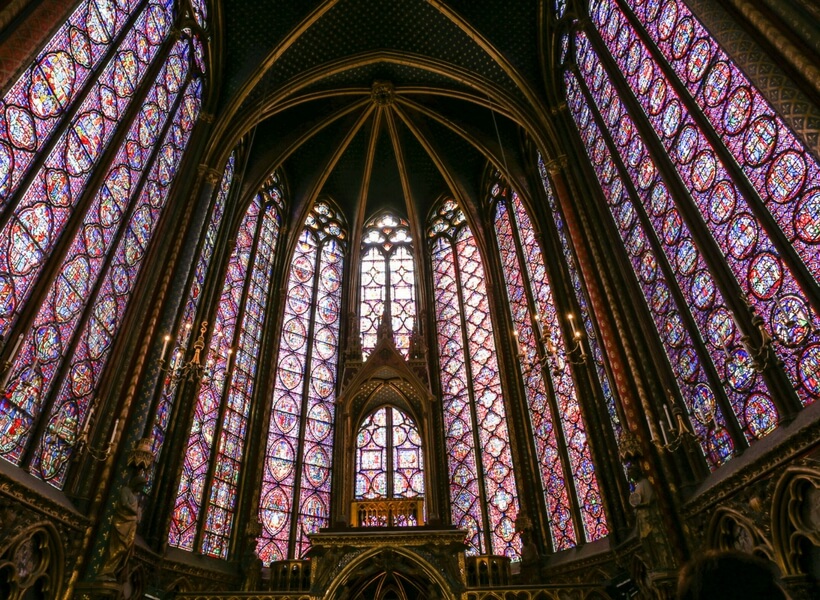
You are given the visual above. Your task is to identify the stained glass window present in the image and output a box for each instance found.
[429,198,520,559]
[558,0,819,467]
[147,152,237,490]
[588,0,818,408]
[0,0,207,486]
[355,406,424,525]
[168,173,284,558]
[360,213,416,357]
[489,175,608,549]
[537,155,623,445]
[257,201,346,564]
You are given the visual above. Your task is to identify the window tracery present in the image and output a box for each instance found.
[355,406,424,513]
[0,1,206,486]
[429,198,520,558]
[169,172,284,558]
[489,175,608,549]
[360,213,416,357]
[560,0,819,466]
[257,201,346,563]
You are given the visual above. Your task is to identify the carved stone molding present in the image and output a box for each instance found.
[771,463,820,576]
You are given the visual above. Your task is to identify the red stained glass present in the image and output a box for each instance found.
[257,201,345,563]
[430,199,521,559]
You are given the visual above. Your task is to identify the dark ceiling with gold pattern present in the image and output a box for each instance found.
[206,0,558,233]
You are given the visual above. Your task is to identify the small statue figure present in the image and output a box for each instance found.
[519,531,540,583]
[628,463,674,571]
[98,473,146,581]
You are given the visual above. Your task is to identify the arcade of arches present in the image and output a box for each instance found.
[0,1,818,599]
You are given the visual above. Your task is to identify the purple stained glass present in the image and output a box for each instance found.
[491,176,610,545]
[0,1,174,338]
[537,155,623,443]
[147,152,237,490]
[24,76,201,487]
[355,406,424,509]
[565,67,735,467]
[170,195,260,552]
[622,0,820,287]
[200,197,282,558]
[0,39,194,472]
[257,202,345,563]
[492,197,577,550]
[359,213,416,358]
[591,0,819,406]
[360,246,385,356]
[430,200,521,559]
[0,0,147,210]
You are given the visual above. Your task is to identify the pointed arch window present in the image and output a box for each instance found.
[559,0,819,467]
[537,156,623,446]
[169,174,284,558]
[429,198,520,558]
[0,1,206,487]
[257,201,346,564]
[355,405,424,504]
[360,213,416,357]
[148,152,237,489]
[488,174,608,550]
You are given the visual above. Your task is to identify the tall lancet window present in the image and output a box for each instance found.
[257,201,346,563]
[169,176,284,558]
[360,213,416,357]
[489,175,608,551]
[0,0,206,487]
[429,198,520,558]
[147,152,237,490]
[355,406,424,522]
[559,0,820,467]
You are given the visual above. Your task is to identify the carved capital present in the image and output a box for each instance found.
[544,155,568,175]
[198,164,221,186]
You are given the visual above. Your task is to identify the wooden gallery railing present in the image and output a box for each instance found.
[350,498,425,527]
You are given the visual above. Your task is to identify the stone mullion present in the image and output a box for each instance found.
[585,20,804,423]
[614,0,820,321]
[422,240,449,527]
[481,200,555,554]
[550,137,692,561]
[689,0,820,154]
[524,149,632,540]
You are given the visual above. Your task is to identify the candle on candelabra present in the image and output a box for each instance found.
[664,404,674,430]
[513,330,524,357]
[108,418,120,446]
[9,333,23,363]
[161,334,170,361]
[568,313,579,338]
[660,421,669,446]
